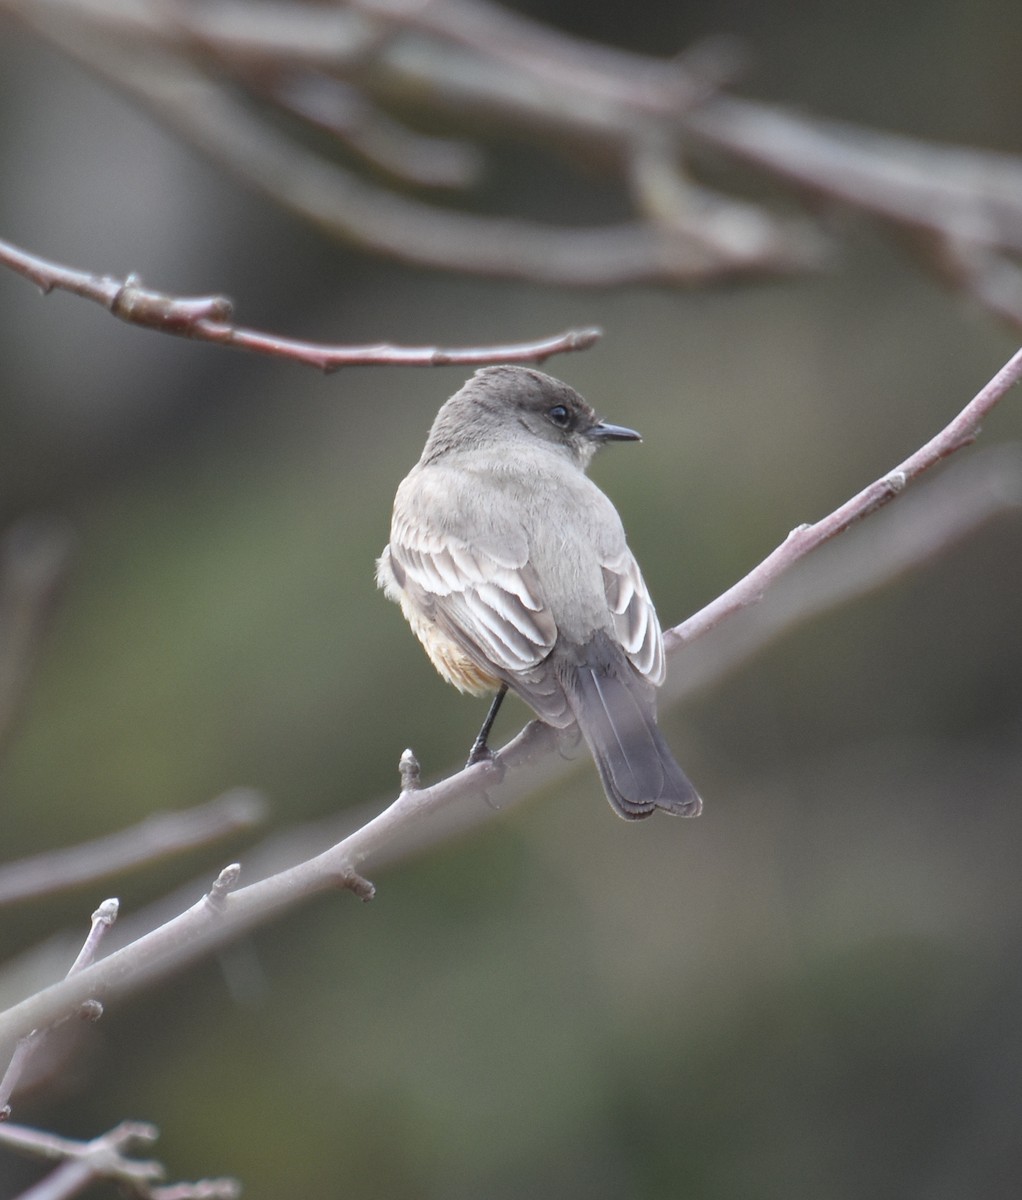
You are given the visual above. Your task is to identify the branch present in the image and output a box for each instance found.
[271,73,484,189]
[0,789,268,908]
[0,236,601,369]
[665,344,1022,651]
[0,519,78,754]
[0,0,821,284]
[660,443,1022,700]
[684,97,1022,327]
[0,348,1019,1060]
[0,444,1016,1038]
[7,0,1022,312]
[0,900,117,1117]
[0,1118,238,1200]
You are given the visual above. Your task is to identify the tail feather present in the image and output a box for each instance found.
[569,653,701,820]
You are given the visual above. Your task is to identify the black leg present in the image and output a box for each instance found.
[466,684,508,766]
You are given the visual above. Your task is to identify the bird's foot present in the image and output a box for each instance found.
[465,738,494,769]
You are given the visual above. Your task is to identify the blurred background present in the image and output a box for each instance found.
[1,0,1021,1196]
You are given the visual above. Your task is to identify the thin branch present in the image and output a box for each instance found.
[0,348,1018,1059]
[665,344,1022,651]
[660,443,1022,701]
[0,1118,239,1200]
[7,0,1022,314]
[683,97,1022,328]
[0,0,820,283]
[0,789,268,908]
[0,900,117,1117]
[56,441,1015,970]
[0,236,601,369]
[932,239,1022,330]
[348,0,709,117]
[685,97,1022,255]
[0,519,78,754]
[271,73,484,189]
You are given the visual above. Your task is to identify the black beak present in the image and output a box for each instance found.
[587,420,642,443]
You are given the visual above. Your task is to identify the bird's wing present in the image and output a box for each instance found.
[601,549,665,685]
[389,489,557,678]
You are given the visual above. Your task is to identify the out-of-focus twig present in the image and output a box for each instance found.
[0,236,602,368]
[0,519,77,755]
[0,0,824,284]
[683,97,1022,326]
[272,73,484,189]
[0,1118,239,1200]
[0,347,1019,1058]
[0,789,268,907]
[5,0,1022,313]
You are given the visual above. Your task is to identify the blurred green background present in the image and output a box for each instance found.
[2,1,1022,1197]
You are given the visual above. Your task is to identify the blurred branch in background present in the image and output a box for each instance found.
[0,789,268,908]
[0,1117,239,1199]
[0,520,77,757]
[1,347,1019,1068]
[3,0,1022,318]
[0,236,602,369]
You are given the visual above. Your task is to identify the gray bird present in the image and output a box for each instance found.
[376,365,701,820]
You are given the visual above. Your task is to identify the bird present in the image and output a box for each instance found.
[376,364,701,820]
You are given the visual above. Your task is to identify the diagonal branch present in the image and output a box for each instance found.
[665,343,1022,651]
[0,442,1018,1024]
[0,519,77,755]
[0,789,268,908]
[0,346,1019,1060]
[0,900,117,1117]
[0,0,821,283]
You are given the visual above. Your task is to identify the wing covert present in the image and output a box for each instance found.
[602,550,665,684]
[390,528,557,677]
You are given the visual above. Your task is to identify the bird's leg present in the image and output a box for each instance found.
[466,684,508,766]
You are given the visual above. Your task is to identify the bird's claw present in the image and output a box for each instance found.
[465,741,494,769]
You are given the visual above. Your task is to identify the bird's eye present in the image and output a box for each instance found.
[547,405,570,427]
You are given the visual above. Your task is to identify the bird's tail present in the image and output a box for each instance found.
[567,641,701,820]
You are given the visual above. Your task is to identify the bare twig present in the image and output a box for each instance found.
[0,789,268,907]
[272,73,483,189]
[665,344,1022,651]
[0,349,1018,1059]
[933,240,1022,330]
[683,97,1022,327]
[0,236,601,369]
[7,0,1022,317]
[685,97,1022,255]
[83,443,1013,936]
[0,1118,239,1200]
[0,900,118,1117]
[0,519,78,754]
[0,0,821,283]
[661,443,1022,700]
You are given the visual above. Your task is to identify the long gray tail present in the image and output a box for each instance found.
[568,647,702,820]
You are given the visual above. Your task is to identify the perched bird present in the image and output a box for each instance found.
[376,365,701,820]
